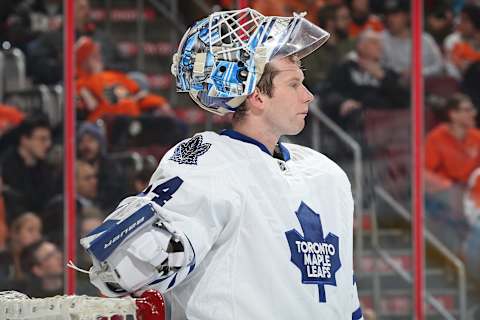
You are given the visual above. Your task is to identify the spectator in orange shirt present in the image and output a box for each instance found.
[426,94,480,280]
[75,36,172,122]
[425,93,479,252]
[426,94,480,190]
[347,0,383,38]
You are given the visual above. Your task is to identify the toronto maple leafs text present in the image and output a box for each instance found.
[295,241,335,279]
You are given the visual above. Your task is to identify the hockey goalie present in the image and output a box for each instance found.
[80,7,363,320]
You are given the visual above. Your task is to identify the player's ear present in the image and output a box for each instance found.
[246,88,266,114]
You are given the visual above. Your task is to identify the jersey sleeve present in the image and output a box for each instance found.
[131,137,240,293]
[84,135,242,295]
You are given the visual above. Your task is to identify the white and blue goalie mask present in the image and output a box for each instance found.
[171,8,330,115]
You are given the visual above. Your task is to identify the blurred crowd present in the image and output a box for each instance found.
[0,0,480,301]
[0,0,189,296]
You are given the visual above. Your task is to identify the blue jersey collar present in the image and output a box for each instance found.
[220,129,290,161]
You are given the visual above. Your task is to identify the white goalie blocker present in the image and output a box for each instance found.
[80,196,195,297]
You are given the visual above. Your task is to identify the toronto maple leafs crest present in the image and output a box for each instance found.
[285,202,341,303]
[169,135,212,165]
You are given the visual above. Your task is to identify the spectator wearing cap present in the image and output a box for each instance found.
[77,122,128,210]
[75,36,172,122]
[20,239,63,298]
[444,3,480,80]
[347,0,384,38]
[0,116,59,216]
[381,0,443,80]
[426,2,454,47]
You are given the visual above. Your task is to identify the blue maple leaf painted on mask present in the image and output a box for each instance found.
[169,135,212,165]
[285,202,342,303]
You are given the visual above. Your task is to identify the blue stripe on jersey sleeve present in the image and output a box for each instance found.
[352,307,363,320]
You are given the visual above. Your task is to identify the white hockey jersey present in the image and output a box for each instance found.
[114,129,362,319]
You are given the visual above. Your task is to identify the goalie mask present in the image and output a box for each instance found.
[171,8,330,115]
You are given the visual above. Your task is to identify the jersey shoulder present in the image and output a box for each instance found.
[156,132,237,175]
[285,143,337,165]
[285,143,350,181]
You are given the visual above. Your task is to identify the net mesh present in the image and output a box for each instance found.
[0,290,164,320]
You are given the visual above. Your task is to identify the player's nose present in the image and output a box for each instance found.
[301,84,314,104]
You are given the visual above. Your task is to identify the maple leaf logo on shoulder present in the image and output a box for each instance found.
[169,135,212,165]
[285,202,342,303]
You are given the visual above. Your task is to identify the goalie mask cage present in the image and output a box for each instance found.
[0,290,165,320]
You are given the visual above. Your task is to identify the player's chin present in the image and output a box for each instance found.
[288,120,306,135]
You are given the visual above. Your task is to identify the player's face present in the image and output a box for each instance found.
[262,58,314,136]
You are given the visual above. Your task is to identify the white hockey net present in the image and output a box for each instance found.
[0,290,164,320]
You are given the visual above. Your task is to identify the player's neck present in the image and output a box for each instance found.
[232,122,279,155]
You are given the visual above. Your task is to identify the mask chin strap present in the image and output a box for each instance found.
[226,96,247,108]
